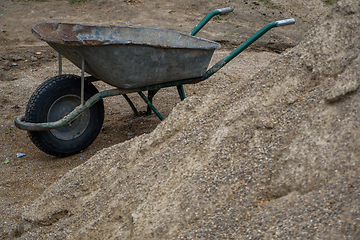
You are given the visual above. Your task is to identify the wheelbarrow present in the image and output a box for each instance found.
[15,7,295,157]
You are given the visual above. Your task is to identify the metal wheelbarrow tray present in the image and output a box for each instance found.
[32,22,221,89]
[15,7,295,157]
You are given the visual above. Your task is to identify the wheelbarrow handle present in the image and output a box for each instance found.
[201,18,296,80]
[275,18,296,27]
[190,7,234,36]
[217,7,234,15]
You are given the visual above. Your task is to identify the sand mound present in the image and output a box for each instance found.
[16,0,360,238]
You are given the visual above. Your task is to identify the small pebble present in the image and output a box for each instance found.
[17,153,26,158]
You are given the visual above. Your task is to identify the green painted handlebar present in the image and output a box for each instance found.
[190,7,234,36]
[201,17,295,80]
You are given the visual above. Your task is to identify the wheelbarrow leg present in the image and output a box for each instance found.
[146,89,160,116]
[123,94,139,117]
[138,92,164,121]
[177,85,186,101]
[145,85,185,116]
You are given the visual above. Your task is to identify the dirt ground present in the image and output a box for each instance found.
[0,0,327,238]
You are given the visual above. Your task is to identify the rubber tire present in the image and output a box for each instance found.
[25,74,104,157]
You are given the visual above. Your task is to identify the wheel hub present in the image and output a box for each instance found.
[47,95,90,141]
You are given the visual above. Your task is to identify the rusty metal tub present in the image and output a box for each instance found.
[32,22,221,89]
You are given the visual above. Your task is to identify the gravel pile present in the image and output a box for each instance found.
[15,0,360,239]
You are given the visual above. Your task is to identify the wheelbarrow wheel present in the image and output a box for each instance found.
[25,74,104,157]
